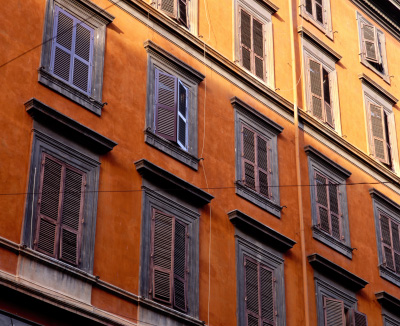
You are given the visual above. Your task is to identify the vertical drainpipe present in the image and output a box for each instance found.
[288,0,310,325]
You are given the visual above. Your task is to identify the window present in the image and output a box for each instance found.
[305,146,352,258]
[300,0,333,38]
[376,292,400,326]
[370,189,400,287]
[357,12,389,83]
[234,0,276,88]
[144,41,204,170]
[321,297,367,326]
[39,0,114,115]
[232,97,283,218]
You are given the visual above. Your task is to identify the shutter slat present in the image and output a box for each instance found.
[324,297,345,326]
[353,310,368,326]
[253,19,264,80]
[56,11,73,50]
[53,47,71,82]
[177,81,188,150]
[173,220,187,312]
[160,0,176,17]
[260,265,274,325]
[257,136,269,197]
[245,259,259,315]
[309,60,323,120]
[178,0,188,27]
[362,23,378,62]
[240,9,251,71]
[380,215,395,270]
[316,174,331,234]
[370,104,387,162]
[242,127,256,189]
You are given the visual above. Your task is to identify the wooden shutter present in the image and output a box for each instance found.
[323,68,334,128]
[242,126,256,190]
[173,220,188,312]
[151,209,174,304]
[380,214,395,271]
[260,264,275,326]
[245,257,260,326]
[160,0,177,18]
[323,297,345,326]
[178,0,188,27]
[59,167,85,265]
[361,22,378,63]
[315,173,331,234]
[309,59,324,120]
[350,309,368,326]
[369,103,388,163]
[315,0,324,24]
[240,8,252,72]
[390,220,400,274]
[253,18,265,80]
[155,69,178,142]
[177,81,188,150]
[305,0,313,15]
[328,181,341,240]
[257,135,270,198]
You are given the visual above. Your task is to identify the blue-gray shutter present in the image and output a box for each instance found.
[323,297,345,326]
[177,80,188,150]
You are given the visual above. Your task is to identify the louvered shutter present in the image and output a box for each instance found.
[369,103,388,163]
[350,310,368,326]
[253,18,265,80]
[257,135,270,198]
[390,220,400,274]
[328,181,341,240]
[361,22,378,63]
[178,0,188,27]
[242,126,256,190]
[240,9,252,72]
[155,69,178,142]
[245,257,260,326]
[315,173,330,234]
[177,81,188,150]
[173,220,187,312]
[160,0,177,18]
[260,265,275,326]
[309,59,324,120]
[323,68,334,128]
[35,154,63,258]
[380,214,395,271]
[323,297,345,326]
[152,210,174,304]
[59,167,85,265]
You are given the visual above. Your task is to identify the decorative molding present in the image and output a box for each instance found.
[62,0,115,23]
[307,254,368,291]
[298,26,342,62]
[255,0,279,13]
[369,188,400,213]
[305,145,351,179]
[25,98,117,153]
[312,227,354,258]
[376,291,400,315]
[134,159,214,205]
[228,209,296,252]
[231,97,284,134]
[359,73,398,105]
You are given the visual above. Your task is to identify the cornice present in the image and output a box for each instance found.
[376,291,400,315]
[65,0,115,24]
[369,188,400,213]
[255,0,279,14]
[358,73,398,105]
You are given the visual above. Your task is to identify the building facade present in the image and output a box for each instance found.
[0,0,400,325]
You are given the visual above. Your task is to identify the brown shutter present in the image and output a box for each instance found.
[155,69,177,142]
[352,310,368,326]
[309,59,324,120]
[328,181,341,240]
[315,173,330,234]
[242,126,256,190]
[253,18,265,80]
[178,0,188,27]
[390,220,400,274]
[35,154,63,257]
[151,209,174,304]
[324,297,345,326]
[380,214,395,270]
[160,0,177,18]
[369,103,388,163]
[361,22,378,63]
[173,220,187,312]
[240,8,252,72]
[257,135,269,197]
[59,167,85,265]
[244,257,260,326]
[260,264,275,326]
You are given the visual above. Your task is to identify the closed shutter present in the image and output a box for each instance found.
[242,126,256,190]
[328,181,341,240]
[369,103,388,163]
[173,220,187,312]
[350,310,368,326]
[315,173,330,234]
[309,59,324,120]
[240,9,252,72]
[323,297,345,326]
[177,81,188,150]
[260,265,275,326]
[178,0,188,27]
[160,0,177,18]
[361,22,378,63]
[253,18,265,80]
[152,209,174,304]
[257,135,270,198]
[245,257,260,325]
[155,69,178,142]
[380,214,395,271]
[390,220,400,274]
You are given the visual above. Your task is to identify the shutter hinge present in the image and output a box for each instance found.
[186,269,190,274]
[341,235,345,240]
[33,240,37,245]
[186,232,189,238]
[149,288,152,294]
[244,260,246,266]
[273,277,276,282]
[269,168,272,173]
[275,310,278,316]
[244,296,247,301]
[82,218,84,224]
[151,253,154,257]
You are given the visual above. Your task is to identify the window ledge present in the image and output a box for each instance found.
[235,181,282,218]
[38,69,104,116]
[145,129,199,170]
[358,73,398,104]
[299,13,333,40]
[360,61,391,85]
[312,226,353,259]
[379,265,400,288]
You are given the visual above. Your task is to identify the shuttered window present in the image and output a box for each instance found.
[50,6,93,95]
[151,209,188,312]
[244,256,275,326]
[154,69,189,150]
[239,8,266,81]
[379,213,400,275]
[315,172,342,241]
[361,22,378,64]
[242,125,271,198]
[368,103,391,165]
[304,0,325,25]
[158,0,189,27]
[308,58,335,128]
[35,153,85,266]
[323,297,368,326]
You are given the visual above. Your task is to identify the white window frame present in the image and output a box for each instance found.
[234,0,275,89]
[300,0,333,39]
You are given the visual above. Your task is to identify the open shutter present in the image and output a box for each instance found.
[242,126,256,190]
[323,68,334,128]
[155,69,177,142]
[380,214,395,271]
[390,220,400,274]
[328,181,341,240]
[152,210,174,304]
[173,220,188,312]
[253,18,265,80]
[59,167,85,265]
[160,0,177,18]
[350,310,368,326]
[324,297,345,326]
[51,7,74,83]
[361,22,378,63]
[257,135,269,197]
[177,81,188,150]
[315,0,324,24]
[305,0,313,15]
[369,103,388,163]
[244,257,260,326]
[178,0,188,27]
[315,173,330,234]
[35,154,63,258]
[260,264,275,326]
[240,8,252,72]
[309,59,324,120]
